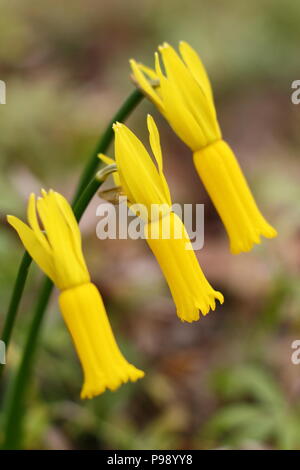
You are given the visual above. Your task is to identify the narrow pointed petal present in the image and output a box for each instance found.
[130,59,164,112]
[113,122,170,216]
[27,193,51,253]
[179,41,214,107]
[147,114,172,206]
[7,214,55,282]
[36,192,90,289]
[159,42,216,140]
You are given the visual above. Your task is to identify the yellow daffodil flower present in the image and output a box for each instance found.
[130,42,277,254]
[99,115,224,322]
[7,190,144,399]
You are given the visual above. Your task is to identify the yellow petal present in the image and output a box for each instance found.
[36,191,90,289]
[147,114,172,206]
[113,122,170,217]
[53,191,89,274]
[27,193,51,254]
[130,59,164,112]
[155,51,207,150]
[159,43,216,140]
[8,190,90,290]
[7,214,56,283]
[137,63,159,81]
[130,42,222,151]
[147,114,163,171]
[179,41,214,108]
[59,283,144,399]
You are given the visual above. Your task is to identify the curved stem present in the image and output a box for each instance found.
[73,178,102,221]
[2,278,53,449]
[0,252,32,378]
[1,88,143,373]
[72,88,143,203]
[1,87,144,449]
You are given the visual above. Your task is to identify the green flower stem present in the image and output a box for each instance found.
[0,252,32,378]
[72,88,143,203]
[1,87,144,449]
[73,177,102,220]
[2,277,53,448]
[1,87,143,372]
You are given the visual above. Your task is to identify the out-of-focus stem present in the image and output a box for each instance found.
[0,251,32,378]
[72,88,143,202]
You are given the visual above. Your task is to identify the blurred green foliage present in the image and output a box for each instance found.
[204,365,300,449]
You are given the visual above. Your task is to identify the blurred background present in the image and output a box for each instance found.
[1,0,300,450]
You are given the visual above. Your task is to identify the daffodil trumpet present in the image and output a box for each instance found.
[7,190,144,399]
[99,115,224,322]
[145,211,223,322]
[193,141,277,254]
[130,41,277,254]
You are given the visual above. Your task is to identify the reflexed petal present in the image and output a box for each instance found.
[159,42,215,139]
[179,41,214,108]
[155,51,206,150]
[53,191,89,274]
[113,122,170,213]
[130,59,164,112]
[36,191,89,289]
[7,215,55,282]
[130,42,222,150]
[27,193,51,253]
[147,114,172,206]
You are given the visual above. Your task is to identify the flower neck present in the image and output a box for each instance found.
[194,138,223,155]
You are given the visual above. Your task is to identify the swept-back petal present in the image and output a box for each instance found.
[130,59,164,112]
[179,41,214,106]
[147,114,172,206]
[7,214,55,282]
[113,122,169,212]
